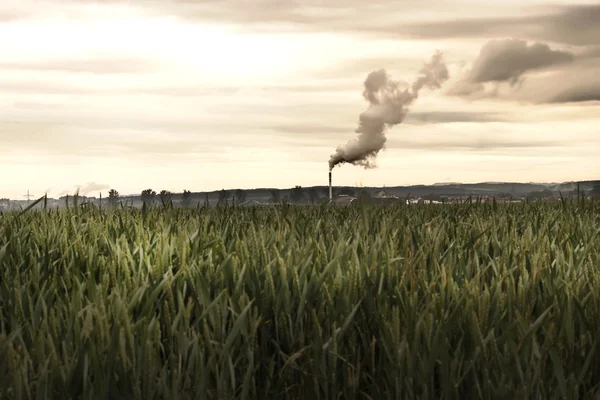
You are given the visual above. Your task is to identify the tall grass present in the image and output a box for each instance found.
[1,199,599,399]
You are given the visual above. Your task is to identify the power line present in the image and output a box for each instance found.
[23,190,33,201]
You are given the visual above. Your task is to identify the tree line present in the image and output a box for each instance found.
[105,185,373,207]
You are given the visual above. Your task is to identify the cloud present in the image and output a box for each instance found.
[273,130,565,154]
[310,57,419,79]
[387,137,563,151]
[75,182,110,195]
[55,2,599,46]
[372,5,598,46]
[0,120,75,154]
[101,0,433,26]
[0,81,93,95]
[269,112,511,137]
[0,77,352,98]
[271,112,508,128]
[359,4,600,46]
[404,111,506,124]
[447,38,600,104]
[0,79,244,97]
[0,7,30,21]
[545,80,600,104]
[534,4,600,46]
[272,124,350,135]
[464,39,573,85]
[12,101,61,110]
[477,65,600,104]
[57,183,110,198]
[0,116,277,162]
[4,1,600,46]
[0,57,159,74]
[110,137,217,156]
[576,46,600,60]
[447,39,574,97]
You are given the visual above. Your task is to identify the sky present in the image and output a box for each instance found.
[1,0,599,199]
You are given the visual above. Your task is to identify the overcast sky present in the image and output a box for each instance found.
[1,0,599,199]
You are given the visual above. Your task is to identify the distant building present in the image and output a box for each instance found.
[375,190,399,199]
[328,195,357,205]
[239,200,267,206]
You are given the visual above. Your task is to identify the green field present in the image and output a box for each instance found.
[1,199,600,399]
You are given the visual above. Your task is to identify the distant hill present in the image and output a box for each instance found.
[129,180,597,205]
[4,180,598,209]
[91,180,600,204]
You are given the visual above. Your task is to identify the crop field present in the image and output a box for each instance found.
[1,198,600,399]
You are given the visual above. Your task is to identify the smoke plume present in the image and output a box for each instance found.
[329,50,449,170]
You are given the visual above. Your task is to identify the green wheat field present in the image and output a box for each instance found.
[1,198,600,399]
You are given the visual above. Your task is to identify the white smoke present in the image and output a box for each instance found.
[329,50,449,170]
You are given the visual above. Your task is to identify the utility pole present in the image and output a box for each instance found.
[23,190,33,202]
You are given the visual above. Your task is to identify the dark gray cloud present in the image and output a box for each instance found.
[448,38,600,104]
[465,39,573,84]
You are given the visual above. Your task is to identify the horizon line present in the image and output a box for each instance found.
[3,179,598,201]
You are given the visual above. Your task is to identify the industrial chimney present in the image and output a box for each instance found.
[329,171,332,201]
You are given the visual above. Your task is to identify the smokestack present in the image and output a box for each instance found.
[329,171,332,201]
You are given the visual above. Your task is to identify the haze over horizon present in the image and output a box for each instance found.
[1,0,599,200]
